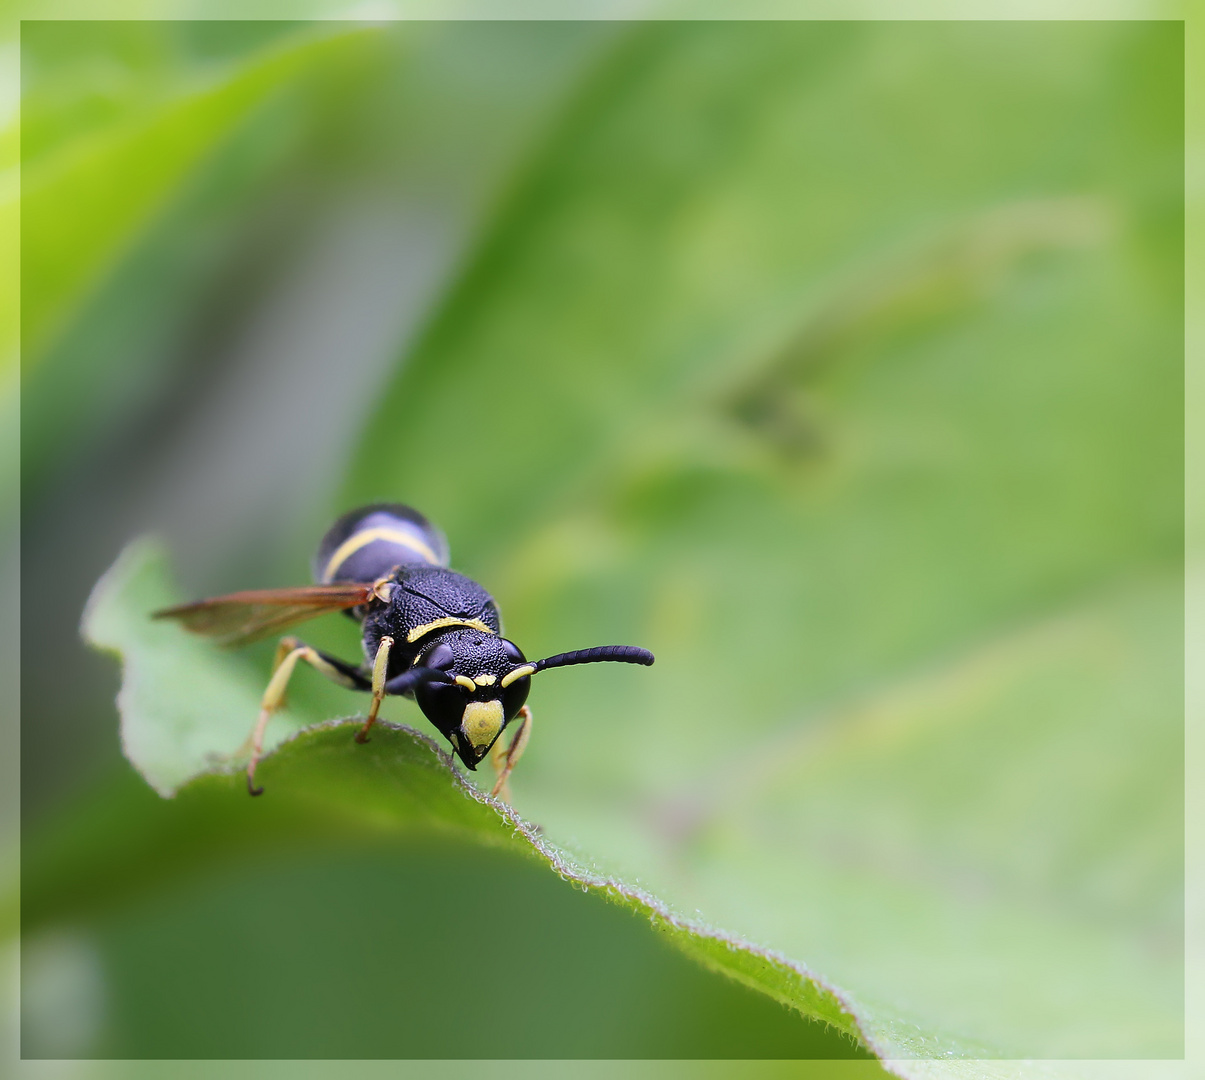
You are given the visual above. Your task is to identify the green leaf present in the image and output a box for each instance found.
[338,20,1183,1065]
[20,24,372,366]
[75,538,872,1058]
[69,21,1182,1073]
[82,538,317,796]
[18,24,384,494]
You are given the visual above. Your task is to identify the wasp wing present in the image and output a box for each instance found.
[152,583,374,647]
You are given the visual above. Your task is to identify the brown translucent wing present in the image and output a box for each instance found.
[152,583,374,647]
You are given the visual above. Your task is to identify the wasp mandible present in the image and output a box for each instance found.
[154,504,654,798]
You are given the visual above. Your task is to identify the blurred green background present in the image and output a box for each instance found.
[16,18,1182,1068]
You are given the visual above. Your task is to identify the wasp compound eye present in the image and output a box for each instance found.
[414,680,468,736]
[424,642,454,670]
[500,672,531,722]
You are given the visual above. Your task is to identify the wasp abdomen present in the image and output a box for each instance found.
[314,503,450,584]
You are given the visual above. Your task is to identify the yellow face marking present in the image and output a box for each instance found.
[406,617,494,644]
[473,673,496,687]
[454,675,477,692]
[461,700,504,749]
[500,664,536,689]
[322,527,441,582]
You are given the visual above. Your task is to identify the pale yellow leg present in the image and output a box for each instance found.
[269,636,300,703]
[490,705,532,801]
[247,642,309,796]
[355,635,393,744]
[219,639,303,765]
[246,636,363,796]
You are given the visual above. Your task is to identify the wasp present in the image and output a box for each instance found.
[154,504,654,798]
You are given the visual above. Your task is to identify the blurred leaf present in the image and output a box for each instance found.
[18,21,308,166]
[339,20,1182,1065]
[76,538,871,1056]
[17,21,612,505]
[20,23,372,366]
[18,24,385,498]
[42,842,879,1060]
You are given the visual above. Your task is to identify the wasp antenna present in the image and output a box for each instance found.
[530,645,655,673]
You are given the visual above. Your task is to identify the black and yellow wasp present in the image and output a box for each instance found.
[155,504,654,797]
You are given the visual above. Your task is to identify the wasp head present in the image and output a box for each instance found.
[410,629,531,769]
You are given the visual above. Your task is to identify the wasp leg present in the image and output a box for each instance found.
[355,635,394,744]
[230,637,329,755]
[246,636,370,796]
[489,704,532,802]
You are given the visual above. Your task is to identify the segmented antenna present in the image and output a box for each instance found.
[532,645,655,672]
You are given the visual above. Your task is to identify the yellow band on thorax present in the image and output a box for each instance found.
[407,617,495,644]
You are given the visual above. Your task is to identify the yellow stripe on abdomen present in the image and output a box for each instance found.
[321,526,442,582]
